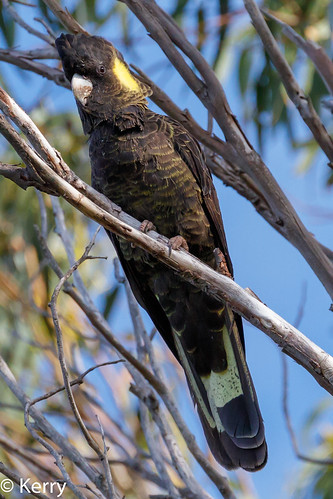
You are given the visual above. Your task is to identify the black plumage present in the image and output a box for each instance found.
[56,33,267,471]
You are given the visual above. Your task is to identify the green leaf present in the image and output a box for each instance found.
[102,285,120,320]
[0,8,15,47]
[327,171,333,186]
[212,0,229,70]
[84,0,98,23]
[196,7,206,51]
[238,48,252,96]
[172,0,190,24]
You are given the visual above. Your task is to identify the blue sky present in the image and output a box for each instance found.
[1,1,333,498]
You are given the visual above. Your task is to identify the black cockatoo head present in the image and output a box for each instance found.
[55,33,152,133]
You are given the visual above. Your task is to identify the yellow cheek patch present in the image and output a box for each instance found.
[113,57,140,92]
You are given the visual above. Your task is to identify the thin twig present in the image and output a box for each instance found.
[282,355,333,466]
[34,16,57,39]
[29,360,124,407]
[96,415,117,499]
[41,0,89,35]
[51,197,98,304]
[2,0,54,44]
[49,232,117,498]
[0,355,97,498]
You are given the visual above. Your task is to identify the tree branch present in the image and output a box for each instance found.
[49,232,118,498]
[41,0,89,35]
[2,0,54,44]
[243,0,333,167]
[0,48,69,87]
[0,354,107,496]
[261,8,333,96]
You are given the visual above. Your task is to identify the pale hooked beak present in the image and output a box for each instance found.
[71,73,93,106]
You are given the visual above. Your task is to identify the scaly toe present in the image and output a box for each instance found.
[213,248,232,278]
[139,219,156,233]
[168,235,189,255]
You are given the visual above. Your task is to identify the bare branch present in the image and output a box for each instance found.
[34,16,58,40]
[41,0,89,35]
[0,354,104,495]
[51,197,97,304]
[282,354,333,466]
[0,49,69,87]
[2,0,54,44]
[261,8,333,95]
[0,46,58,60]
[96,415,117,499]
[243,0,333,167]
[0,87,71,175]
[49,233,119,499]
[0,162,49,191]
[29,361,124,407]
